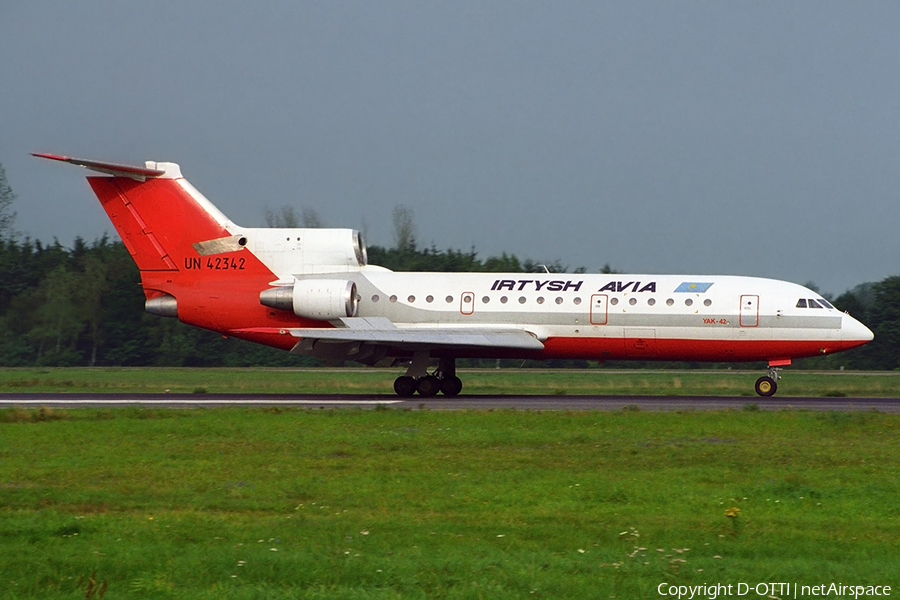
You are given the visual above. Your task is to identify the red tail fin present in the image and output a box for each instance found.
[88,175,230,272]
[32,153,237,273]
[32,153,312,345]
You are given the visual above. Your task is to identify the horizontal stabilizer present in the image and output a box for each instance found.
[32,153,167,181]
[288,317,545,351]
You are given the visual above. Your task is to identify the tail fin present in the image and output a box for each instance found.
[33,153,368,345]
[33,153,235,272]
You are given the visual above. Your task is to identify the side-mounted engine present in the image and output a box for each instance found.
[252,228,365,320]
[260,279,358,320]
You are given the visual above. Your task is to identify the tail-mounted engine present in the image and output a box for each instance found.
[260,279,358,320]
[241,229,367,276]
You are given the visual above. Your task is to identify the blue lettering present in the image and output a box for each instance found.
[489,279,589,292]
[599,280,658,293]
[599,282,617,293]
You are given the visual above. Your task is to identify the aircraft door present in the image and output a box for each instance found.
[460,291,475,315]
[740,295,759,327]
[590,294,608,325]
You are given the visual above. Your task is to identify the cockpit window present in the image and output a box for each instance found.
[798,298,834,309]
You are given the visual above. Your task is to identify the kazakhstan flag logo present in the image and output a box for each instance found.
[674,282,714,293]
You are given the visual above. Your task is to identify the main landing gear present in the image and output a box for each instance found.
[393,355,462,397]
[754,364,784,397]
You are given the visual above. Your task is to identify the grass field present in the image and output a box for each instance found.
[1,407,898,599]
[1,367,900,397]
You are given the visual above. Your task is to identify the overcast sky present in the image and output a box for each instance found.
[2,1,898,295]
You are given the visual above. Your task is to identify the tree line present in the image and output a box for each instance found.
[0,167,896,369]
[0,235,594,368]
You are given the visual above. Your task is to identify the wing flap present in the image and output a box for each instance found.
[288,317,545,351]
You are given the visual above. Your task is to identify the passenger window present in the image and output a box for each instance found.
[445,296,453,303]
[537,297,545,304]
[408,295,416,303]
[426,295,434,303]
[704,299,712,307]
[482,296,490,304]
[610,297,619,306]
[647,298,656,306]
[518,296,527,304]
[629,298,637,306]
[555,297,563,305]
[685,298,693,307]
[796,299,807,308]
[500,296,508,304]
[666,298,674,306]
[573,297,582,305]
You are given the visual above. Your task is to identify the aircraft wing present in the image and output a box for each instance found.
[288,317,545,351]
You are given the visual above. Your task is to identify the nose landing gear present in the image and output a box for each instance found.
[755,362,787,397]
[754,375,777,397]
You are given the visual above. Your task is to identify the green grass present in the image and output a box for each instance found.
[1,367,900,396]
[1,408,898,598]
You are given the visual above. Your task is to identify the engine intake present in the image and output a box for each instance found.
[260,280,358,320]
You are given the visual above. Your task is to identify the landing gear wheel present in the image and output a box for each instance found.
[393,376,417,397]
[416,375,441,396]
[416,375,441,397]
[755,376,777,397]
[440,376,463,397]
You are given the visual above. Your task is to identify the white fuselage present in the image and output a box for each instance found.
[338,269,872,362]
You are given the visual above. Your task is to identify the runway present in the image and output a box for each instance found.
[1,393,899,412]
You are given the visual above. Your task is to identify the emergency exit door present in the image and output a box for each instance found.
[590,294,608,325]
[740,295,759,327]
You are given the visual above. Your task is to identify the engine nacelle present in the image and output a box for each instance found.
[237,228,367,276]
[260,279,358,320]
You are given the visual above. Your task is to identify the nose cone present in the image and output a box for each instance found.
[841,314,874,350]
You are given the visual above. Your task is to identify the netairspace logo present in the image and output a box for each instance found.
[657,582,892,599]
